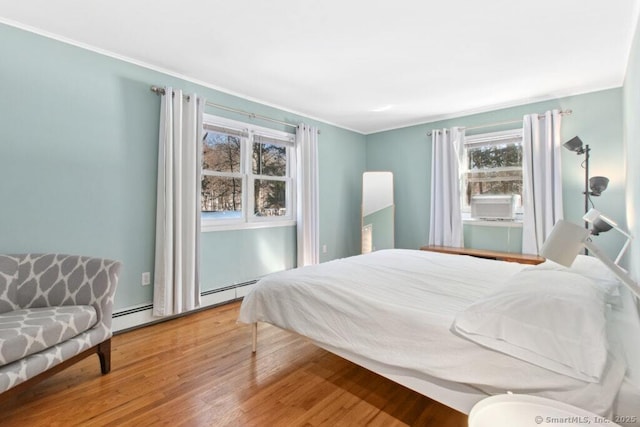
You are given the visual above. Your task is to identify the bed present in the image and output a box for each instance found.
[238,249,640,424]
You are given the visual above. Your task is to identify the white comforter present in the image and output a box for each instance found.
[238,249,626,414]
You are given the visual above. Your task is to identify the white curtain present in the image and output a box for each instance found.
[522,110,564,254]
[429,127,465,247]
[296,124,320,267]
[153,87,204,316]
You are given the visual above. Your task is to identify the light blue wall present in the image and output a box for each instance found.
[317,125,367,261]
[0,23,366,310]
[623,13,640,281]
[366,89,627,260]
[200,227,297,290]
[463,225,523,254]
[365,125,431,251]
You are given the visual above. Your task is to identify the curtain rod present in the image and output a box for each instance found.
[426,109,572,136]
[150,85,305,131]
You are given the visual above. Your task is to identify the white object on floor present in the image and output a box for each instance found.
[469,393,621,427]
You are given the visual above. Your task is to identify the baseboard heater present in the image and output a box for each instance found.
[113,304,153,318]
[112,280,258,332]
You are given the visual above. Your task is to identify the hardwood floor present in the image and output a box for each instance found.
[0,301,468,426]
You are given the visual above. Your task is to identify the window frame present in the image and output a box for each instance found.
[460,128,524,223]
[201,114,296,232]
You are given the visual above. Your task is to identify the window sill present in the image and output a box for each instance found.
[201,219,296,233]
[463,218,523,228]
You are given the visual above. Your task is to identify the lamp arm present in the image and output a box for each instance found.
[599,215,633,239]
[595,215,633,265]
[584,240,640,300]
[612,224,632,240]
[614,236,632,265]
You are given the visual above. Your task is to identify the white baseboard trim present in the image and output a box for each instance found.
[112,282,257,333]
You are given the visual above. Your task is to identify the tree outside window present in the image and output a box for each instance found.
[202,131,243,218]
[252,142,287,216]
[461,130,524,212]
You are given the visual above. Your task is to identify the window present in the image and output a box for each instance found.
[201,115,295,230]
[201,125,245,220]
[252,135,289,217]
[461,129,524,218]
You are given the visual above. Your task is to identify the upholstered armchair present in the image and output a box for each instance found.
[0,254,121,398]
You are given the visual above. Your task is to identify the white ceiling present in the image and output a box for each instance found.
[1,1,639,134]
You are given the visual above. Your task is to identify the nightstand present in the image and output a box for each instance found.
[469,394,621,426]
[419,245,545,265]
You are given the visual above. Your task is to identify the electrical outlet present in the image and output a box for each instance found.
[322,244,327,254]
[141,272,151,286]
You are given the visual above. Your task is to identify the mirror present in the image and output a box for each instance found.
[362,171,394,253]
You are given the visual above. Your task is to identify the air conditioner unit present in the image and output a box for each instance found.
[471,195,520,220]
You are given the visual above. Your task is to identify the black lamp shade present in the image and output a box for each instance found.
[591,218,613,235]
[589,176,609,196]
[563,136,585,154]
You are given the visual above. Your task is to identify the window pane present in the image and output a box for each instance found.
[202,131,241,173]
[467,143,522,169]
[252,143,286,176]
[464,170,523,206]
[254,179,286,216]
[201,176,242,219]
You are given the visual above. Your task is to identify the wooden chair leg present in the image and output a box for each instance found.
[0,342,111,403]
[97,339,111,374]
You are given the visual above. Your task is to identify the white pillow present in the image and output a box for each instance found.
[525,255,622,307]
[452,269,609,382]
[528,255,620,293]
[570,255,620,283]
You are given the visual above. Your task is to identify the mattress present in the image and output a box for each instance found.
[238,249,629,416]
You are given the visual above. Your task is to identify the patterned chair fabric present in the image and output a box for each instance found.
[0,254,121,394]
[0,306,98,366]
[0,256,20,314]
